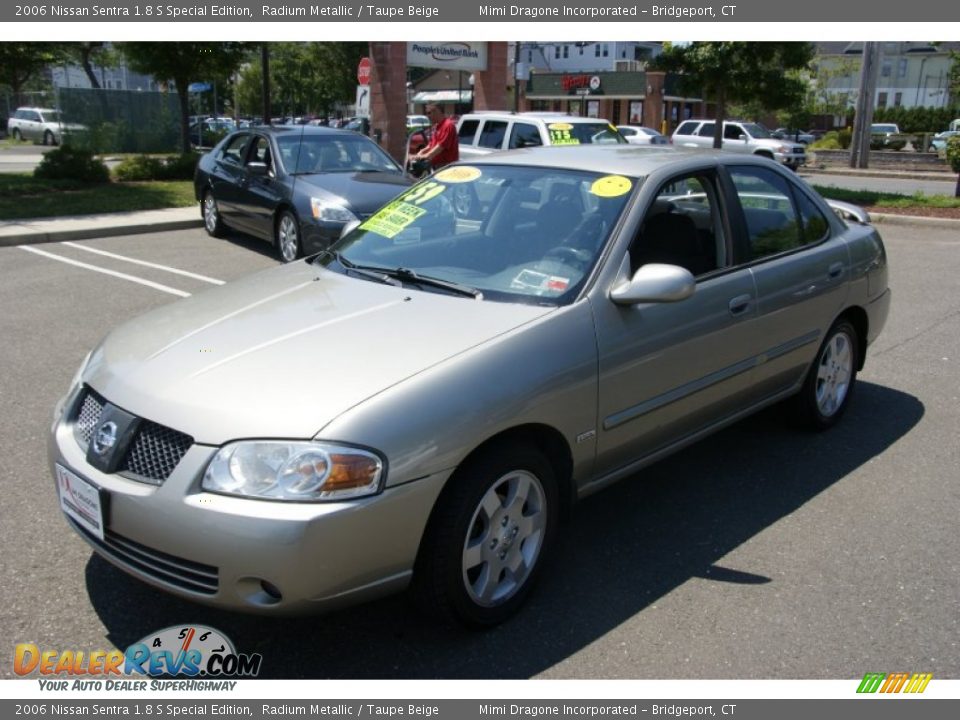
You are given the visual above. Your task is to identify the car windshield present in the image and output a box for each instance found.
[277,134,401,175]
[547,122,627,145]
[318,164,636,305]
[41,111,61,122]
[740,123,771,138]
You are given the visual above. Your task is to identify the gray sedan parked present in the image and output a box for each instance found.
[50,147,890,627]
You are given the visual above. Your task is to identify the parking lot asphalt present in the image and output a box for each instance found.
[1,224,958,680]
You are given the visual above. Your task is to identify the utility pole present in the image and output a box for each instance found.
[513,41,521,113]
[261,43,271,126]
[850,41,880,169]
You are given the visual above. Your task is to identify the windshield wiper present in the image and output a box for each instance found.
[318,253,482,298]
[378,267,483,299]
[326,252,401,286]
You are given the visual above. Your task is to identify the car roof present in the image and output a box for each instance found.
[238,125,366,138]
[458,144,777,178]
[461,112,612,124]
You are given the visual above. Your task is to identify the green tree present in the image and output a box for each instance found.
[60,42,117,90]
[653,42,815,148]
[0,43,64,106]
[235,42,367,121]
[118,42,251,151]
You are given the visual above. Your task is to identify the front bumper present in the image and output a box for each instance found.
[775,151,807,167]
[48,395,449,615]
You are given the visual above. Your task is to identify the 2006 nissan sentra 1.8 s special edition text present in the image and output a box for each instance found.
[50,146,890,627]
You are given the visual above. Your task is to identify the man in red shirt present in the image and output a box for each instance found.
[411,104,458,172]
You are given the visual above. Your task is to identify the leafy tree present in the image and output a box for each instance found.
[235,42,366,120]
[0,43,64,106]
[118,42,251,151]
[653,42,815,148]
[61,42,117,90]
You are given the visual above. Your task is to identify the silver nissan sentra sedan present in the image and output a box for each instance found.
[49,146,890,627]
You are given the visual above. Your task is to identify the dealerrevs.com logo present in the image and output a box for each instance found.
[857,672,933,694]
[15,625,262,690]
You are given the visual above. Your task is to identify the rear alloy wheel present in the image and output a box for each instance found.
[794,319,859,430]
[275,210,301,263]
[202,190,225,238]
[414,443,558,627]
[43,130,56,146]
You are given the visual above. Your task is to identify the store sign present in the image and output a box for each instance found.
[407,42,488,71]
[562,75,602,94]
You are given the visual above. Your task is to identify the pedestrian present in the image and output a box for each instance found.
[411,104,459,174]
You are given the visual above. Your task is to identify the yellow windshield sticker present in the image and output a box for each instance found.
[434,166,481,183]
[548,127,580,146]
[401,181,446,205]
[609,124,618,134]
[360,200,427,239]
[590,175,633,198]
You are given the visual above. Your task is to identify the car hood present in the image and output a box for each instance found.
[294,171,411,216]
[83,262,553,444]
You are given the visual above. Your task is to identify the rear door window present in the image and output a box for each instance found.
[477,120,508,150]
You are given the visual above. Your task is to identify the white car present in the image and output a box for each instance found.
[616,125,669,145]
[672,119,806,170]
[7,107,82,146]
[456,112,626,161]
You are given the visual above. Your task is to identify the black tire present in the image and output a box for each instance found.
[275,210,301,263]
[201,190,226,238]
[43,130,56,146]
[413,443,558,627]
[793,319,859,431]
[11,128,22,142]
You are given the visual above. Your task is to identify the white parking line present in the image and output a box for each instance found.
[19,246,192,298]
[61,241,226,285]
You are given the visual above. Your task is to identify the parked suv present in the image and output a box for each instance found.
[7,107,77,146]
[672,119,806,169]
[456,112,626,160]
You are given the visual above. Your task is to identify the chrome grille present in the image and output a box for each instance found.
[74,389,105,447]
[120,421,193,484]
[71,387,193,484]
[68,518,219,595]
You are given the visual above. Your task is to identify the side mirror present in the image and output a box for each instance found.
[739,134,748,142]
[246,161,269,177]
[610,263,695,305]
[340,219,362,238]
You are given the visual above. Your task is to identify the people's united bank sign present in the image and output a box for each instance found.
[407,42,488,71]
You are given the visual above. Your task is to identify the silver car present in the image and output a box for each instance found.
[49,147,890,627]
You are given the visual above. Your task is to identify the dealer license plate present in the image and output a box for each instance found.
[56,464,105,541]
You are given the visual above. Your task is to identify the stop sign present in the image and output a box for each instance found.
[357,57,372,86]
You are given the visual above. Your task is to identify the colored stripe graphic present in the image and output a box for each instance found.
[857,673,886,693]
[857,672,932,694]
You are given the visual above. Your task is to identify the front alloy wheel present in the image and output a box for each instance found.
[462,469,547,608]
[414,443,558,627]
[275,211,301,263]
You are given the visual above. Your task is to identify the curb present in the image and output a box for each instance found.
[804,167,953,182]
[0,216,202,248]
[869,212,960,229]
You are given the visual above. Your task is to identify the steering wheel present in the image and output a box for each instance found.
[544,246,592,268]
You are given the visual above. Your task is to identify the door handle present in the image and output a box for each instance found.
[728,294,752,316]
[827,262,844,279]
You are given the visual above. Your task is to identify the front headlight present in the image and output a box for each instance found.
[311,198,357,223]
[202,441,384,502]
